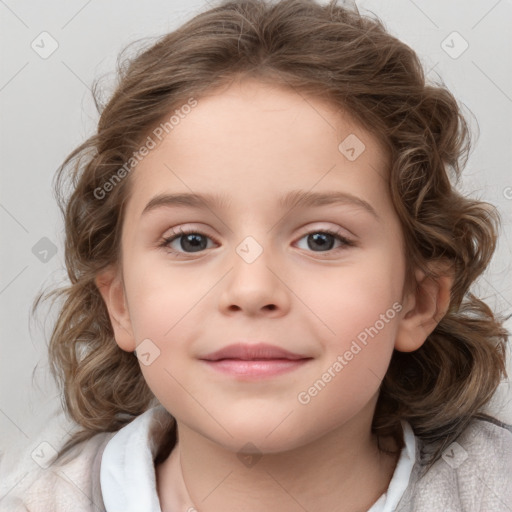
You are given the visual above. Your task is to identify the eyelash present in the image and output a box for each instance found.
[159,226,355,258]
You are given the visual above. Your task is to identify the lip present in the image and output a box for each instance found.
[200,342,308,361]
[199,342,312,379]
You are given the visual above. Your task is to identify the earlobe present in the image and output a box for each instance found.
[395,268,454,353]
[95,267,136,352]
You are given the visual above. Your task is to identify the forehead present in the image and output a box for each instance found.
[125,79,390,217]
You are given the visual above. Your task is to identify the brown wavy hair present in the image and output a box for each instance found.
[34,0,508,467]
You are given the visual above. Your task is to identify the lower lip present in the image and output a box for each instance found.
[201,359,311,378]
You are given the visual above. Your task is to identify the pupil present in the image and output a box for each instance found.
[182,234,207,252]
[308,233,334,251]
[178,233,335,253]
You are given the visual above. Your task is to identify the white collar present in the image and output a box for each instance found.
[368,421,417,512]
[100,405,173,512]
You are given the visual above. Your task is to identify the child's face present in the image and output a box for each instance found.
[109,78,414,452]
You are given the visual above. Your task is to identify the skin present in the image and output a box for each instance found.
[97,78,452,512]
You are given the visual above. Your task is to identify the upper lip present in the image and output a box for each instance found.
[200,343,310,361]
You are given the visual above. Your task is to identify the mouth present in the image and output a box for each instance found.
[199,342,313,379]
[200,342,309,361]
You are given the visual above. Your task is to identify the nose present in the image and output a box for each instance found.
[218,241,291,317]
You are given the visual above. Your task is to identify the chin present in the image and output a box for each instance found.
[205,415,312,455]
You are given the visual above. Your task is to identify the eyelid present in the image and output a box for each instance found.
[161,223,353,242]
[295,223,354,240]
[161,225,220,248]
[159,223,356,258]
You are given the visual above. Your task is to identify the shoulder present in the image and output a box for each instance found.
[397,416,512,512]
[0,430,115,512]
[460,415,512,459]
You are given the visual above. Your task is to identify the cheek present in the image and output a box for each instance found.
[294,293,400,438]
[303,253,404,343]
[294,252,403,395]
[124,256,214,341]
[122,259,214,397]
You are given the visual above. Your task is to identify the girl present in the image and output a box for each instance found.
[1,0,511,510]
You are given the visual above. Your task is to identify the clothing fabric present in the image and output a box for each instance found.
[1,404,511,511]
[100,406,174,512]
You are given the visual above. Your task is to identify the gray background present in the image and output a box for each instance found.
[1,0,511,467]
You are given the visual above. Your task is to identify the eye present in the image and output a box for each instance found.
[160,227,218,256]
[159,226,355,258]
[294,229,355,253]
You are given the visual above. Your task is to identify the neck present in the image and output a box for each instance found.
[156,406,399,512]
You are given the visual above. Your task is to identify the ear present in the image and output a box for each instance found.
[95,266,136,352]
[395,266,454,352]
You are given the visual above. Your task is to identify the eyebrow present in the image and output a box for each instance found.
[141,190,378,218]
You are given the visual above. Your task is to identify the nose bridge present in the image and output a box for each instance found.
[218,232,289,315]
